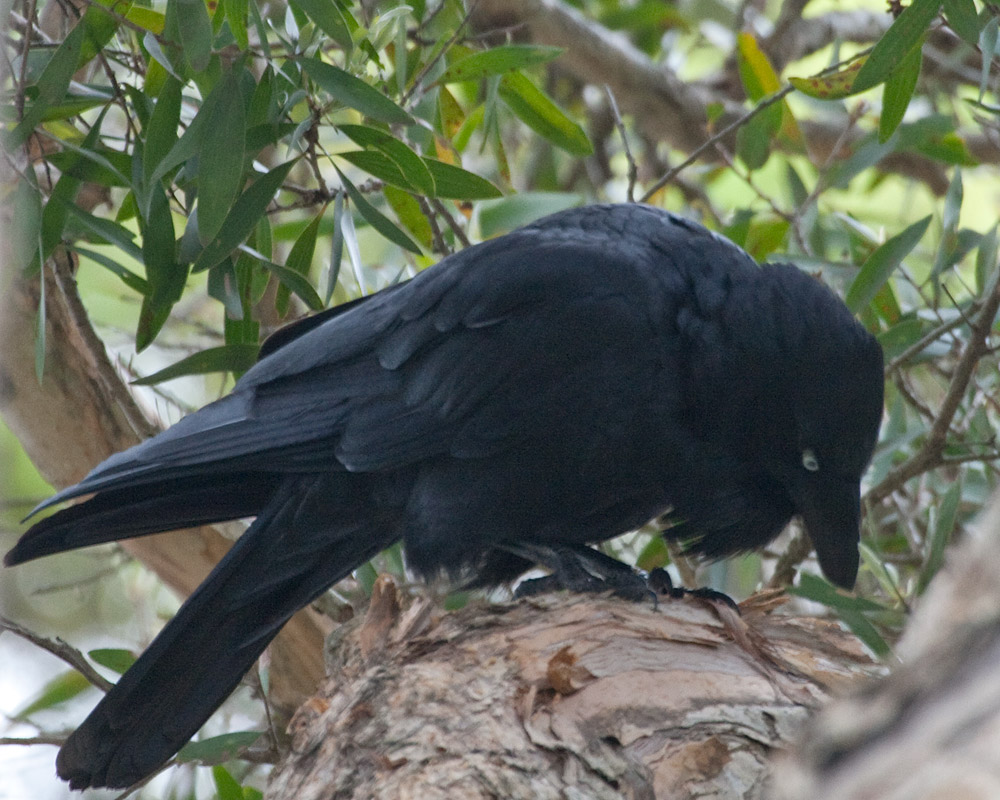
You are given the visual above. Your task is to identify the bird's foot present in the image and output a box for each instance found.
[646,568,740,614]
[509,544,654,603]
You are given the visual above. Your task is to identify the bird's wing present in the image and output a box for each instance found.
[35,206,723,512]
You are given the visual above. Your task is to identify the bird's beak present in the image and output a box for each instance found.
[799,479,862,590]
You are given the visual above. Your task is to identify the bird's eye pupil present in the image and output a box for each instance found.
[802,449,820,472]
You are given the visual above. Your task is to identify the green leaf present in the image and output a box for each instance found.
[917,480,961,594]
[436,45,564,85]
[339,124,434,195]
[852,0,941,93]
[14,670,92,720]
[88,648,137,675]
[879,38,923,143]
[846,215,931,312]
[223,0,249,49]
[498,71,592,156]
[239,244,325,310]
[177,731,263,764]
[198,70,248,244]
[325,192,346,302]
[302,58,412,125]
[80,0,133,65]
[943,0,981,46]
[276,210,323,316]
[212,765,245,800]
[6,21,85,149]
[791,59,867,100]
[337,168,423,253]
[932,169,963,278]
[337,149,414,191]
[975,223,998,295]
[192,160,297,272]
[73,246,149,293]
[422,159,503,200]
[137,185,185,350]
[173,0,214,72]
[290,0,353,51]
[65,205,143,261]
[736,32,781,100]
[132,344,260,384]
[384,185,432,249]
[143,76,182,194]
[979,17,999,101]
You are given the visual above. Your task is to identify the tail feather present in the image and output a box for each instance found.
[4,473,280,566]
[55,472,400,790]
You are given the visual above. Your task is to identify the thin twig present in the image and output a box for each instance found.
[0,615,114,692]
[640,85,794,202]
[604,85,637,202]
[867,275,1000,505]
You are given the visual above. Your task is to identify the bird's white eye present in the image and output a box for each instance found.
[802,449,820,472]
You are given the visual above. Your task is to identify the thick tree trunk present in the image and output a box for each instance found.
[267,582,876,800]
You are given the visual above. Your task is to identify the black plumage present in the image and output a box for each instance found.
[4,203,884,789]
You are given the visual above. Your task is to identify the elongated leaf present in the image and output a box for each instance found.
[498,71,592,156]
[917,480,961,594]
[80,0,133,65]
[276,210,323,316]
[6,21,85,148]
[339,124,434,195]
[198,70,248,244]
[337,149,414,192]
[213,766,244,800]
[980,18,999,101]
[879,39,923,143]
[846,215,931,312]
[88,648,137,675]
[336,168,422,253]
[143,76,182,194]
[73,246,149,293]
[66,206,143,260]
[737,32,781,100]
[791,59,867,100]
[852,0,941,93]
[173,0,213,72]
[384,185,432,249]
[302,58,412,125]
[943,0,981,46]
[192,160,297,272]
[423,158,502,200]
[177,731,263,764]
[223,0,249,50]
[132,344,260,384]
[14,670,92,720]
[290,0,353,51]
[436,45,564,85]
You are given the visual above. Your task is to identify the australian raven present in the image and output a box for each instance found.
[5,203,884,789]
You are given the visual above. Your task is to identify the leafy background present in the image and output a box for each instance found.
[3,0,1000,796]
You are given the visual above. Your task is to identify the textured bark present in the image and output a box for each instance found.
[268,581,876,800]
[773,493,1000,800]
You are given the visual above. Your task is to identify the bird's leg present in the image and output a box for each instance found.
[506,543,654,602]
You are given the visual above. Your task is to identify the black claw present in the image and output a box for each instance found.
[645,568,740,613]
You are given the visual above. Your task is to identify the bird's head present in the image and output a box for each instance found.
[760,270,885,589]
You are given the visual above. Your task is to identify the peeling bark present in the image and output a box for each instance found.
[268,582,877,800]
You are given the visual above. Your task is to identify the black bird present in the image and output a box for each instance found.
[5,204,883,789]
